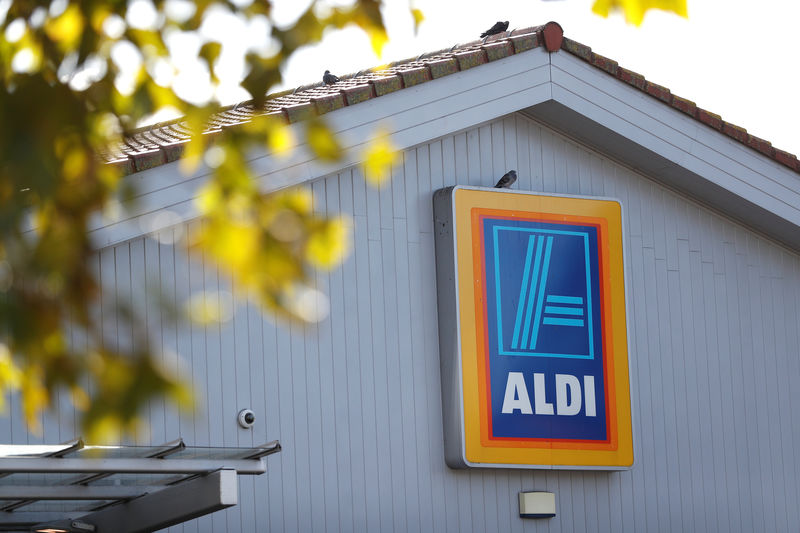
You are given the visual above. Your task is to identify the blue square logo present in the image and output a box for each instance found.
[482,217,607,441]
[486,221,600,360]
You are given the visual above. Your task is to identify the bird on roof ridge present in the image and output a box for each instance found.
[481,21,509,39]
[323,70,340,85]
[494,170,517,189]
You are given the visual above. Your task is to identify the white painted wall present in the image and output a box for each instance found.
[5,112,800,532]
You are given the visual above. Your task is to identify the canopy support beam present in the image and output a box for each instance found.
[32,469,237,533]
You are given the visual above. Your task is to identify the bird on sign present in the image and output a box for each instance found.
[481,21,509,38]
[323,70,340,85]
[494,170,517,188]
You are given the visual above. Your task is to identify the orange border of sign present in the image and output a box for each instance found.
[453,188,633,468]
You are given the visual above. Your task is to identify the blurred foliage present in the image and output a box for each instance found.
[362,129,398,187]
[592,0,688,25]
[0,0,407,441]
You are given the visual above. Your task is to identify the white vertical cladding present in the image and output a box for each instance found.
[4,112,800,532]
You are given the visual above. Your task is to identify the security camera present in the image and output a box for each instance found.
[238,409,256,428]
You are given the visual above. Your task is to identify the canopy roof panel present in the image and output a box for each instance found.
[0,439,280,532]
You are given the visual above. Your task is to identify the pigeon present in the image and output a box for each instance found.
[481,21,509,38]
[323,70,340,85]
[494,170,517,188]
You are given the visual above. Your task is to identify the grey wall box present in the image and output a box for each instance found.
[519,491,556,519]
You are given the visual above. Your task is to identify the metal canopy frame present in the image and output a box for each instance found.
[0,439,281,532]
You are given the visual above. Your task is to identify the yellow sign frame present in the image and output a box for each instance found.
[439,186,634,469]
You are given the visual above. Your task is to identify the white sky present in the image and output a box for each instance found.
[263,0,800,157]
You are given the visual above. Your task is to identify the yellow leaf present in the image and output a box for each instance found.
[147,82,181,109]
[20,368,48,433]
[0,345,21,411]
[268,123,294,156]
[180,136,205,174]
[62,148,89,181]
[85,414,123,444]
[260,251,299,284]
[168,382,193,409]
[283,188,313,215]
[197,184,222,214]
[592,0,687,25]
[368,27,389,57]
[411,8,425,34]
[179,110,213,174]
[44,4,85,52]
[90,6,112,33]
[363,131,398,187]
[306,216,352,269]
[307,119,341,161]
[209,222,259,271]
[102,357,135,391]
[71,385,89,411]
[186,290,234,324]
[268,209,304,242]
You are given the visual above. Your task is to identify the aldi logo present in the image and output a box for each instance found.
[490,224,597,359]
[433,186,634,469]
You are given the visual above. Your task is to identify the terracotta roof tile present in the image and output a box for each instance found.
[107,21,799,177]
[697,109,723,130]
[775,149,800,172]
[452,49,488,70]
[561,37,592,61]
[723,123,749,144]
[645,81,672,104]
[397,66,432,87]
[370,75,404,96]
[341,84,374,105]
[509,33,539,54]
[590,52,618,76]
[284,102,315,123]
[426,57,459,79]
[312,92,346,114]
[617,67,647,91]
[670,95,697,117]
[746,134,773,157]
[482,40,515,62]
[161,142,185,163]
[131,149,167,172]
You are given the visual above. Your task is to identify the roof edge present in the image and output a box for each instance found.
[105,22,562,176]
[558,35,800,174]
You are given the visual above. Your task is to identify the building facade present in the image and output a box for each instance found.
[4,22,800,532]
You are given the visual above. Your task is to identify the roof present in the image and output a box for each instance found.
[107,21,800,177]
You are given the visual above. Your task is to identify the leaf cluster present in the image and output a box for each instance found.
[592,0,688,25]
[0,0,406,440]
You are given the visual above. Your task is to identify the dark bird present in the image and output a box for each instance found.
[494,170,517,189]
[322,70,340,85]
[481,21,509,38]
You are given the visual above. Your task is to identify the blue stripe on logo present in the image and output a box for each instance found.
[519,236,544,350]
[546,295,584,305]
[511,236,537,350]
[544,306,584,316]
[542,317,585,327]
[529,236,554,350]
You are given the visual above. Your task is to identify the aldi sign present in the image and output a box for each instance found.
[433,186,633,469]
